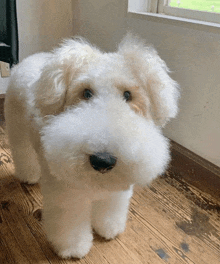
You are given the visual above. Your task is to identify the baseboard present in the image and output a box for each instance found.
[0,96,219,199]
[170,140,220,176]
[170,140,220,200]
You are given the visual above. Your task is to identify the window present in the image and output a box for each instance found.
[128,0,220,25]
[168,0,220,13]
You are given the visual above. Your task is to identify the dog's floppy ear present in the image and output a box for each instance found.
[118,34,180,127]
[34,37,100,116]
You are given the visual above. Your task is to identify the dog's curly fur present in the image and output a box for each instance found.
[5,34,179,259]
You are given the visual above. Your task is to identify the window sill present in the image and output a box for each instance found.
[127,10,220,32]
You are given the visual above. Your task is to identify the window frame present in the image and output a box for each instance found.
[128,0,220,26]
[162,0,220,24]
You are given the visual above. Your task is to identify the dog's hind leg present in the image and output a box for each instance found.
[5,93,41,184]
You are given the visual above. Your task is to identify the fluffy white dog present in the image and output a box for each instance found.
[5,34,179,259]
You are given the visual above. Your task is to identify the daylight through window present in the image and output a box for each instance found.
[168,0,220,13]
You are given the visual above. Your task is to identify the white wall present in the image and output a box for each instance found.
[0,0,73,94]
[72,0,220,167]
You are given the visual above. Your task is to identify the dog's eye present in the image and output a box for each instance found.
[123,91,132,102]
[83,89,93,100]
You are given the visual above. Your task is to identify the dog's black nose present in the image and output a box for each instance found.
[89,152,117,173]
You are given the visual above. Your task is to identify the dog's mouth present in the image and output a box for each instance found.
[89,152,117,174]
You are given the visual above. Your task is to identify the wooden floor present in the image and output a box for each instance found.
[0,124,220,264]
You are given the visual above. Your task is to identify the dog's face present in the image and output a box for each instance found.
[36,35,179,191]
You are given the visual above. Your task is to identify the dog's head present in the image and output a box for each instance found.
[37,35,179,191]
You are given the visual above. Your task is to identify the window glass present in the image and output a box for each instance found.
[169,0,220,13]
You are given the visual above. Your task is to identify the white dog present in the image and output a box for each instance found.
[5,35,179,259]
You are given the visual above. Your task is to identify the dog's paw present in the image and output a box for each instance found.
[52,234,93,259]
[15,168,41,184]
[55,242,92,259]
[16,174,40,184]
[93,219,126,240]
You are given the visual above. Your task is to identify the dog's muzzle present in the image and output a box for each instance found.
[89,152,117,174]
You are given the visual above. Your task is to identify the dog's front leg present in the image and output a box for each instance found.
[41,178,93,259]
[92,186,133,240]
